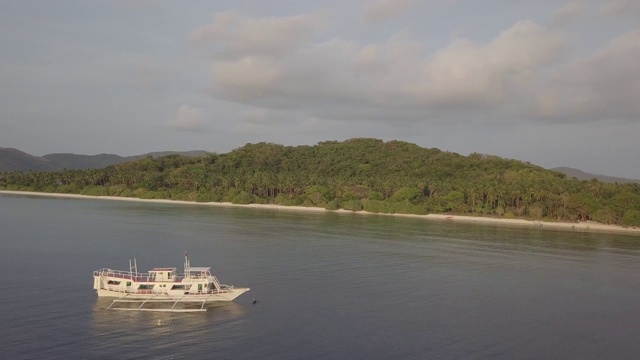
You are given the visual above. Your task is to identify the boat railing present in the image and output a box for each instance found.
[181,273,210,280]
[93,268,154,282]
[102,286,172,295]
[94,269,228,289]
[211,276,222,290]
[102,285,230,295]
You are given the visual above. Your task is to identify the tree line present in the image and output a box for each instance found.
[2,138,640,226]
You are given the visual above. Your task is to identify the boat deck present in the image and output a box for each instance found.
[94,269,185,282]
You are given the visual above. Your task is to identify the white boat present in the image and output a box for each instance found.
[93,252,250,312]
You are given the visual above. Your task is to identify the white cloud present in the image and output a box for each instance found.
[362,0,417,24]
[167,105,208,132]
[535,29,640,120]
[209,56,283,101]
[193,9,640,130]
[190,10,328,59]
[414,21,566,107]
[197,14,567,122]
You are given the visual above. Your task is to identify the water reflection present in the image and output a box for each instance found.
[91,298,247,331]
[91,299,247,341]
[71,196,640,255]
[88,298,249,358]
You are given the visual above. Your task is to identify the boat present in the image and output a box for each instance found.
[93,252,250,312]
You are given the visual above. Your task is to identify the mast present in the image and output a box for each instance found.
[129,258,138,277]
[184,251,190,277]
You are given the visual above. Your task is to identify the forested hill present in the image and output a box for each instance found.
[2,138,639,226]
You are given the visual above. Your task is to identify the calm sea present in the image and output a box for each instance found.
[2,193,640,359]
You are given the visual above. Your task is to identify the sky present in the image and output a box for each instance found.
[1,0,639,179]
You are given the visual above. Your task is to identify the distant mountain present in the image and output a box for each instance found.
[550,167,640,183]
[0,148,57,172]
[0,147,210,172]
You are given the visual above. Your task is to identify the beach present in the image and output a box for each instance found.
[1,190,638,236]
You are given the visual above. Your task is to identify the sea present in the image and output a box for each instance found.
[1,193,640,360]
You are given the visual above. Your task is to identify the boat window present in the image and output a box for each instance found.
[107,280,121,285]
[170,284,192,290]
[138,284,154,289]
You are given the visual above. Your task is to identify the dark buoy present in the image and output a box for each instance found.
[252,298,257,304]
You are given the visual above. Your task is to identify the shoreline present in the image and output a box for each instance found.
[2,190,638,236]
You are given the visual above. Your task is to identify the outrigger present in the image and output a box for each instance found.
[93,252,249,312]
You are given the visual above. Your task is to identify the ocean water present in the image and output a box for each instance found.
[1,193,640,359]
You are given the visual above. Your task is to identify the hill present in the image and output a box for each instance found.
[0,148,57,172]
[0,148,209,172]
[2,138,639,227]
[550,167,640,183]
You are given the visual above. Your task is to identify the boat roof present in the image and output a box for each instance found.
[188,267,210,272]
[150,267,177,272]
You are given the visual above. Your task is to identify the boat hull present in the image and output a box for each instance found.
[96,287,250,302]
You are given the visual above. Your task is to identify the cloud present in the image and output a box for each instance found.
[535,29,640,120]
[167,105,208,132]
[232,107,340,139]
[197,13,566,120]
[194,10,640,127]
[550,1,587,26]
[414,21,566,107]
[209,56,283,101]
[602,0,640,18]
[362,0,417,24]
[190,10,328,59]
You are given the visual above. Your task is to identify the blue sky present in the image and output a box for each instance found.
[1,0,639,179]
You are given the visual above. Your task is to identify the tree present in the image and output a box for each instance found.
[444,191,466,213]
[389,187,422,203]
[592,207,618,225]
[621,210,640,227]
[566,193,600,221]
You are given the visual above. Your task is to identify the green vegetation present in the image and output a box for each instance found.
[2,138,639,227]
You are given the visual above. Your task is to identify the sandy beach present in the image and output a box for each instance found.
[2,190,638,236]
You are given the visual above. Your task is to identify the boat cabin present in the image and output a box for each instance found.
[149,267,177,282]
[185,267,212,280]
